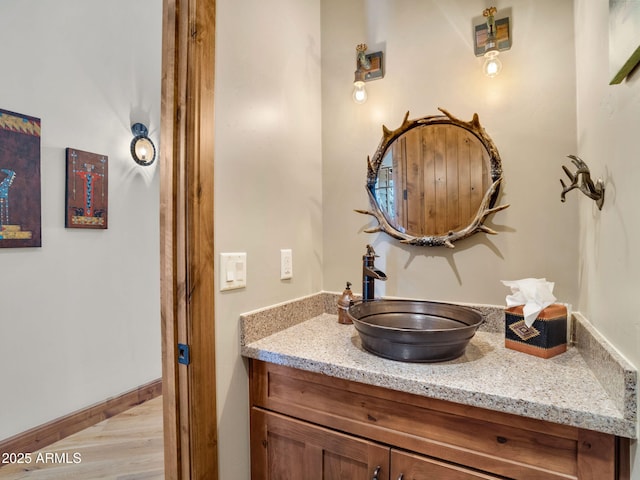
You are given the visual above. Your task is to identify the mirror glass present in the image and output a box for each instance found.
[357,109,509,248]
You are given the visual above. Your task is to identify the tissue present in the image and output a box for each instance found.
[501,278,556,327]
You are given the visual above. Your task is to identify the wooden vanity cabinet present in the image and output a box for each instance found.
[249,360,626,480]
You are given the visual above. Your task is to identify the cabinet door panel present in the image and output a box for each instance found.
[391,449,502,480]
[266,427,306,479]
[251,407,389,480]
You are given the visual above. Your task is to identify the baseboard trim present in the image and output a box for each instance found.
[0,378,162,456]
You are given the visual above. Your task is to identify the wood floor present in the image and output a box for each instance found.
[0,397,164,479]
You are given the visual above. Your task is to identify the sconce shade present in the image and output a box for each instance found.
[130,123,156,166]
[353,81,368,104]
[483,50,502,77]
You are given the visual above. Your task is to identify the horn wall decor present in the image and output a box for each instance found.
[355,108,510,248]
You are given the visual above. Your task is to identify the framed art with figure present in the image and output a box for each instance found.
[65,148,108,229]
[0,108,41,248]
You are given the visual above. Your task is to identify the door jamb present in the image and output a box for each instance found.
[160,1,218,478]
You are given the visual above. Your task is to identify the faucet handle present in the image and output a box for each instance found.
[365,244,378,257]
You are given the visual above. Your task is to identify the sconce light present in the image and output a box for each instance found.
[353,44,384,104]
[130,123,156,166]
[473,7,511,78]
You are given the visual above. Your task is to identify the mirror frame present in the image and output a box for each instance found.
[356,108,509,248]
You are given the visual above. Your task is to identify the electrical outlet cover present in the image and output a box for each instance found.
[280,249,293,280]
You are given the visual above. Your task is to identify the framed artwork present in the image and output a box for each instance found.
[65,148,108,229]
[610,0,640,84]
[0,108,41,248]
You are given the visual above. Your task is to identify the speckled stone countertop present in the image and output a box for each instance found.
[240,293,637,438]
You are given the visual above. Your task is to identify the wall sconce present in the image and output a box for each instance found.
[353,44,384,104]
[473,7,511,78]
[130,123,156,166]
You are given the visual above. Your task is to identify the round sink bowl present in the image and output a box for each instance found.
[347,299,483,363]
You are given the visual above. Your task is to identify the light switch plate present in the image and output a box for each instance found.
[220,252,247,291]
[280,249,293,280]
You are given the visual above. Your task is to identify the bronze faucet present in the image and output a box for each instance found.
[362,244,387,301]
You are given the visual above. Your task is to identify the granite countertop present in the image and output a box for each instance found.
[240,293,637,438]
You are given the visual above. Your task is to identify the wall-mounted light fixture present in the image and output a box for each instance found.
[130,123,156,166]
[473,7,511,78]
[353,44,384,104]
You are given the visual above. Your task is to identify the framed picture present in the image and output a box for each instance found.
[0,108,41,248]
[609,0,640,84]
[65,148,108,229]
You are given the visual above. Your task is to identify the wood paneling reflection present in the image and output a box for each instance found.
[388,124,490,237]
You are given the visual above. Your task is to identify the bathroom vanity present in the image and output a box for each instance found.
[250,360,621,479]
[241,293,636,480]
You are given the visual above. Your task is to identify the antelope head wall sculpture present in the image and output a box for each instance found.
[560,155,604,210]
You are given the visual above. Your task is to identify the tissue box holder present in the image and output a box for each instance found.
[504,304,567,359]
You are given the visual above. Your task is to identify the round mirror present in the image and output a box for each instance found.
[356,109,509,248]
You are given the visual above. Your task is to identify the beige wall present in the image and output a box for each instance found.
[0,1,162,440]
[322,0,579,306]
[214,0,323,478]
[575,0,640,475]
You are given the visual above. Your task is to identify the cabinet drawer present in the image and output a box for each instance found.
[250,360,617,480]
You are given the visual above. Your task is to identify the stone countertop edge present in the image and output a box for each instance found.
[240,292,637,438]
[573,312,637,431]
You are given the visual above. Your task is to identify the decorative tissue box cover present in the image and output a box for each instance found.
[504,304,567,359]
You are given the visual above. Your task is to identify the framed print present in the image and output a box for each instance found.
[65,148,108,229]
[0,108,41,248]
[610,0,640,84]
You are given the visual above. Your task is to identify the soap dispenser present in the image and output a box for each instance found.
[337,281,354,324]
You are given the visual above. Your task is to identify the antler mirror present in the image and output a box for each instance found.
[356,108,509,248]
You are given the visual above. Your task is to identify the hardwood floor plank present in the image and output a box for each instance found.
[0,397,164,479]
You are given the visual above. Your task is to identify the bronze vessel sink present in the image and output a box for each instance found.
[347,299,483,362]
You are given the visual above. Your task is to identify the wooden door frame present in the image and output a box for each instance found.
[160,0,218,479]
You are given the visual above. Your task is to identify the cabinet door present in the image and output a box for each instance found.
[391,449,502,480]
[251,407,389,480]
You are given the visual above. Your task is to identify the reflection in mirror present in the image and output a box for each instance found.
[357,109,509,248]
[377,123,490,236]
